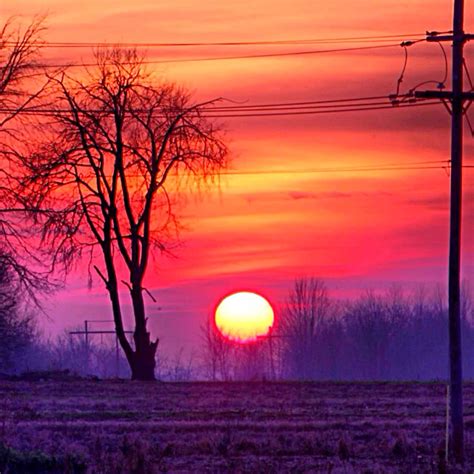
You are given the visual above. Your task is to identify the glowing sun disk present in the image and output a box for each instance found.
[215,291,274,343]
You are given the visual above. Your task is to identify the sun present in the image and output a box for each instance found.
[214,291,274,343]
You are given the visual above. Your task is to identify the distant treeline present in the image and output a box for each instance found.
[3,275,474,381]
[200,278,474,381]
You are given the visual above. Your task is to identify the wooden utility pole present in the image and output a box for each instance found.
[415,0,473,464]
[84,320,89,371]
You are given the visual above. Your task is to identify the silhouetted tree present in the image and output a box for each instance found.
[0,16,54,298]
[11,49,228,380]
[200,317,233,381]
[0,16,46,129]
[0,259,35,371]
[343,291,397,379]
[200,316,273,381]
[156,348,195,381]
[276,281,474,381]
[280,278,331,379]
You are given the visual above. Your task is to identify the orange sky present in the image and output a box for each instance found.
[2,1,474,356]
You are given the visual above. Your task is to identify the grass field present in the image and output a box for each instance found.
[2,380,474,473]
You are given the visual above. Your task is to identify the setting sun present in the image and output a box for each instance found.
[215,291,274,343]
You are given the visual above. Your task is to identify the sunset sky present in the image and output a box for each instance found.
[2,1,474,357]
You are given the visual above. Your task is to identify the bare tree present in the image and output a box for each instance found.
[0,16,46,129]
[200,317,274,381]
[280,277,331,379]
[0,260,36,372]
[200,317,233,381]
[0,16,54,298]
[9,49,227,380]
[344,291,394,379]
[156,348,195,381]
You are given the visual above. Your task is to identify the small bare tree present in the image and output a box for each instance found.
[344,290,399,379]
[11,49,228,380]
[280,278,330,379]
[200,317,233,381]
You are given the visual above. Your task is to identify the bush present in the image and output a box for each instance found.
[0,442,86,474]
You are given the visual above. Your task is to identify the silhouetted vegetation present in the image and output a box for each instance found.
[202,278,474,381]
[4,277,473,382]
[0,16,46,128]
[3,47,228,380]
[0,442,86,474]
[0,259,35,372]
[0,16,58,297]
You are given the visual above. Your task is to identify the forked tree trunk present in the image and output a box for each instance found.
[130,285,159,381]
[105,270,159,381]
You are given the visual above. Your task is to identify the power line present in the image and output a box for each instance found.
[0,94,404,113]
[203,95,410,110]
[1,160,458,180]
[201,101,440,117]
[5,164,472,180]
[4,33,427,49]
[33,38,417,47]
[221,164,453,176]
[0,99,440,118]
[36,43,404,68]
[204,101,405,112]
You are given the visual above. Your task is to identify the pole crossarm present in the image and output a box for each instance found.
[70,330,134,335]
[68,319,134,378]
[414,91,474,101]
[426,33,474,42]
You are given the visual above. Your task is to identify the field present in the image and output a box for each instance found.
[2,380,474,473]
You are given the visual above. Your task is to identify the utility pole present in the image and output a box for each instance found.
[415,0,473,464]
[84,320,89,372]
[70,320,133,377]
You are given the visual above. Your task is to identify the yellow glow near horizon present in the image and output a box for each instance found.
[215,291,274,343]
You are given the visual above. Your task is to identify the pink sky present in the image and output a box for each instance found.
[2,0,474,357]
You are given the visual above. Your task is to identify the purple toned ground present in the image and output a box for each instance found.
[2,381,474,473]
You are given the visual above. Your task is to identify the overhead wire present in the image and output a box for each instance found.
[221,166,447,175]
[202,95,406,111]
[221,160,453,176]
[389,36,450,107]
[0,93,438,114]
[438,42,449,87]
[0,33,442,127]
[0,94,402,114]
[0,100,440,118]
[0,160,455,179]
[3,163,470,179]
[3,33,427,49]
[35,43,406,68]
[394,44,409,97]
[200,101,439,117]
[203,101,407,112]
[0,32,468,200]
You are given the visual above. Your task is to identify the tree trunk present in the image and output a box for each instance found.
[130,284,158,381]
[130,341,158,381]
[103,266,159,381]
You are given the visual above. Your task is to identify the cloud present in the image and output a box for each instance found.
[289,191,353,200]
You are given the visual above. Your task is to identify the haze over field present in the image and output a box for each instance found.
[4,380,474,472]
